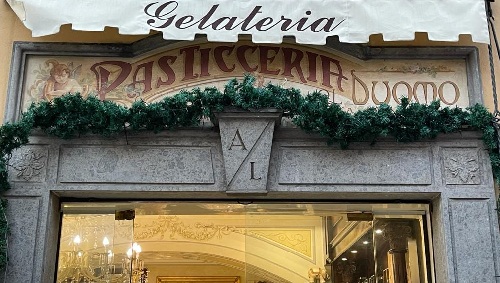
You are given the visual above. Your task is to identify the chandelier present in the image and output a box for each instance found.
[57,235,149,283]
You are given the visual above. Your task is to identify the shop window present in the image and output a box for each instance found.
[56,202,432,283]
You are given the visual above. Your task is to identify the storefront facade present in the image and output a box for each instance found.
[1,1,500,283]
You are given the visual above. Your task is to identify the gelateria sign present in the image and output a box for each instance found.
[8,0,489,43]
[21,42,469,112]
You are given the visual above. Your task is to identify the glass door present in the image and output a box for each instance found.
[371,214,429,283]
[55,202,432,283]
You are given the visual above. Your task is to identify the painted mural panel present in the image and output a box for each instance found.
[21,41,469,113]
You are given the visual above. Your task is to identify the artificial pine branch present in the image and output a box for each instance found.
[0,75,497,270]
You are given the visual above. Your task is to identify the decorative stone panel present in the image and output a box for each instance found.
[58,146,215,184]
[442,148,481,185]
[2,197,40,282]
[449,199,496,282]
[278,148,432,185]
[8,146,48,183]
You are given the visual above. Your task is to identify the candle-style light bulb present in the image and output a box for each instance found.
[102,236,109,247]
[73,235,81,245]
[127,248,133,258]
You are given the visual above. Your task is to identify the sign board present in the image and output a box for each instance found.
[21,41,470,113]
[8,0,489,44]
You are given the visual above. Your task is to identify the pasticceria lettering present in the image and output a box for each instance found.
[90,45,348,99]
[90,44,461,106]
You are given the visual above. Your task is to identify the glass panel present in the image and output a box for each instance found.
[243,203,331,283]
[372,216,428,283]
[56,202,430,283]
[331,221,375,283]
[56,213,135,283]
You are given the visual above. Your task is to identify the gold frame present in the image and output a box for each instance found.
[157,276,240,283]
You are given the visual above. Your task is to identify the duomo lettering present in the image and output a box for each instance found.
[351,70,461,106]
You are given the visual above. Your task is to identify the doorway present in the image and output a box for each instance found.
[55,202,432,283]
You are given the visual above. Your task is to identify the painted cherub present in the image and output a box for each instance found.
[43,59,88,100]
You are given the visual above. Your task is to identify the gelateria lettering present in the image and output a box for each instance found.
[144,1,345,33]
[90,44,461,106]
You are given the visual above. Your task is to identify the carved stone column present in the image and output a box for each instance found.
[380,220,413,283]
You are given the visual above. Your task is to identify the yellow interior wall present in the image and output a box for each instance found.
[1,1,499,123]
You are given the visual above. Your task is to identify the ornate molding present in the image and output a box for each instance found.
[134,216,244,241]
[133,216,314,258]
[248,230,311,257]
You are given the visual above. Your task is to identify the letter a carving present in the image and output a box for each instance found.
[229,129,247,150]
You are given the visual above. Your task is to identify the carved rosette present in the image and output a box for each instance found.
[443,148,480,185]
[9,148,47,182]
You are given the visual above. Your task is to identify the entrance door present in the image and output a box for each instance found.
[55,202,432,283]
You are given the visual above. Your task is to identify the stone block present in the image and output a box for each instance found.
[58,146,215,184]
[217,111,281,193]
[449,199,496,282]
[2,197,40,282]
[278,148,432,185]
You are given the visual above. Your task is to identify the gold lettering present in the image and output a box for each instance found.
[438,81,460,105]
[392,81,413,104]
[371,81,391,105]
[413,82,438,104]
[351,70,369,105]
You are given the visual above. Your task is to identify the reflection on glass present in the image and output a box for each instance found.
[372,217,427,283]
[56,203,430,283]
[56,214,142,283]
[329,215,427,283]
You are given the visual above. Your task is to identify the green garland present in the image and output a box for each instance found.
[0,75,498,269]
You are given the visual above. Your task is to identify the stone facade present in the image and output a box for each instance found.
[1,122,499,282]
[2,39,499,283]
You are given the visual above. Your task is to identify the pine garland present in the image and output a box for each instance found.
[0,75,498,269]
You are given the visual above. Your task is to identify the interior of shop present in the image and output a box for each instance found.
[56,202,431,283]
